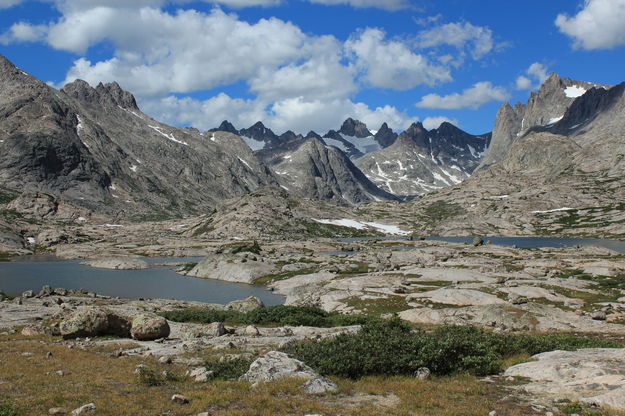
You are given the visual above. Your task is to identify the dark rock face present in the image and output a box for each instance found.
[356,122,490,196]
[209,120,239,135]
[339,117,372,138]
[269,138,396,205]
[374,123,398,148]
[0,53,278,218]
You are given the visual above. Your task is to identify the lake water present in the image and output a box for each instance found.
[0,256,284,305]
[339,236,625,254]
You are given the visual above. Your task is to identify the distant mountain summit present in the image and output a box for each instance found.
[356,122,490,196]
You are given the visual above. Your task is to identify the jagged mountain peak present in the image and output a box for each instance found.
[305,131,322,140]
[339,118,372,138]
[374,122,398,148]
[210,120,239,134]
[62,79,138,110]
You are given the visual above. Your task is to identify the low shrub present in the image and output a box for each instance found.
[136,367,164,386]
[204,357,254,380]
[0,404,19,416]
[286,319,620,379]
[159,305,372,328]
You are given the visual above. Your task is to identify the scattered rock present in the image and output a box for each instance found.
[590,311,607,321]
[70,403,96,415]
[414,367,431,380]
[472,237,484,247]
[244,325,260,336]
[187,367,213,382]
[301,376,338,394]
[171,394,189,404]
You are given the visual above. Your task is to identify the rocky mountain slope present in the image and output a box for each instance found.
[479,73,609,170]
[372,75,625,238]
[356,122,490,197]
[0,54,277,220]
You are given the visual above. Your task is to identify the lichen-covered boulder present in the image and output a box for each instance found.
[130,313,170,340]
[60,307,131,339]
[226,296,264,313]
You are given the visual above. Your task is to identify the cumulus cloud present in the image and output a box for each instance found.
[515,62,549,90]
[556,0,625,50]
[0,22,48,44]
[416,22,494,61]
[345,28,451,90]
[415,81,509,110]
[306,0,410,10]
[141,94,416,134]
[53,8,309,96]
[422,116,459,130]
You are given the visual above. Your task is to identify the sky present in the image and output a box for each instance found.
[1,0,624,136]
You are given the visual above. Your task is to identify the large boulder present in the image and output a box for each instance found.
[130,313,170,340]
[241,351,321,385]
[60,307,131,339]
[186,254,276,284]
[226,296,264,313]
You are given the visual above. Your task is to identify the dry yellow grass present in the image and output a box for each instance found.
[0,332,606,416]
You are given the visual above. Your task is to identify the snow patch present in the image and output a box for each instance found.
[130,165,138,172]
[27,237,36,245]
[490,195,510,200]
[148,125,188,146]
[532,207,575,214]
[102,224,124,228]
[547,116,563,125]
[241,135,266,151]
[339,134,380,154]
[312,218,409,235]
[237,157,252,170]
[323,137,348,153]
[77,217,87,222]
[564,85,586,98]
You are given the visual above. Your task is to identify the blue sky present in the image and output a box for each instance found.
[1,0,624,135]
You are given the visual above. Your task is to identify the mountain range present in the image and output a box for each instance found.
[1,51,625,242]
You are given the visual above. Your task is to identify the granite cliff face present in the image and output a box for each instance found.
[479,73,608,169]
[356,122,490,196]
[0,54,278,219]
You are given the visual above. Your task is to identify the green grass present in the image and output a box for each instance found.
[0,291,15,300]
[0,190,18,205]
[253,267,319,285]
[302,221,377,238]
[0,404,19,416]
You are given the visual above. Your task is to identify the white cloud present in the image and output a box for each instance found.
[415,81,509,110]
[556,0,625,50]
[416,22,494,60]
[248,36,356,101]
[0,0,23,8]
[142,94,416,134]
[306,0,410,10]
[52,8,308,96]
[0,22,47,44]
[515,62,549,90]
[422,116,459,130]
[345,28,451,90]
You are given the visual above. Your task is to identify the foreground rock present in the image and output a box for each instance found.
[60,307,169,340]
[505,348,625,411]
[130,313,170,340]
[82,257,149,270]
[60,307,130,339]
[241,351,337,393]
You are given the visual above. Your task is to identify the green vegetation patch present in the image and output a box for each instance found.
[204,357,254,380]
[344,295,412,315]
[159,305,373,327]
[0,190,18,205]
[0,404,19,416]
[287,319,621,379]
